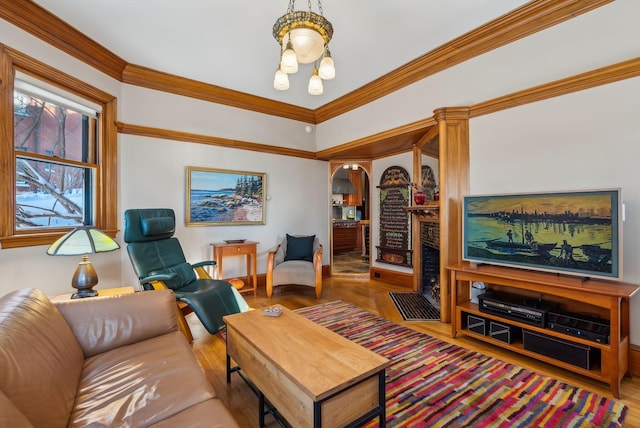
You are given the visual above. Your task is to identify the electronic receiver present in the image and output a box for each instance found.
[477,290,556,327]
[547,309,610,344]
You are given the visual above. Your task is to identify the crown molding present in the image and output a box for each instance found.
[121,64,315,123]
[470,57,640,117]
[0,0,127,81]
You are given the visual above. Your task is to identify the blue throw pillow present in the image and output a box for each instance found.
[284,234,315,262]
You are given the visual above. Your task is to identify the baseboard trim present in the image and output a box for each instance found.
[369,267,414,288]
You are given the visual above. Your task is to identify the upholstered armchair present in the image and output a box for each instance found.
[266,234,323,299]
[124,208,249,338]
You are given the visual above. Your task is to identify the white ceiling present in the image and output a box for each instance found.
[31,0,529,110]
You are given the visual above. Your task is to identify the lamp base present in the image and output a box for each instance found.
[71,289,99,299]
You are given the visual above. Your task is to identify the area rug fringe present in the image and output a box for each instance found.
[296,300,627,428]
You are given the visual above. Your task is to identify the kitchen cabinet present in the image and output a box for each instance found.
[333,222,358,253]
[345,169,362,206]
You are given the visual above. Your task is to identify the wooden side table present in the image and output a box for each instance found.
[211,241,258,296]
[50,286,136,301]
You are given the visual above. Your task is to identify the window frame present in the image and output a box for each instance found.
[0,45,118,248]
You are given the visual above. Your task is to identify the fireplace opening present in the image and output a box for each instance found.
[420,222,441,312]
[421,244,441,310]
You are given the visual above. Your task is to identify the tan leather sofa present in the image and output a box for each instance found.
[0,288,238,428]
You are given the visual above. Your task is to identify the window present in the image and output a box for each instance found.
[0,48,118,248]
[14,85,98,229]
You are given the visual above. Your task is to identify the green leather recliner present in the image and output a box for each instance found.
[124,208,247,334]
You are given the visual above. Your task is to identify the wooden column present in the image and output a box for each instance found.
[434,107,470,323]
[410,126,441,293]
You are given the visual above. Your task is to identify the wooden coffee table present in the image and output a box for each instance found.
[224,305,389,428]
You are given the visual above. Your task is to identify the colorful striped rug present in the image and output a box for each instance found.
[296,300,627,428]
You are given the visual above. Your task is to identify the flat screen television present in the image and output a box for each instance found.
[462,189,622,280]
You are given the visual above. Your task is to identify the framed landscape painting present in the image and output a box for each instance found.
[186,166,266,226]
[462,189,621,280]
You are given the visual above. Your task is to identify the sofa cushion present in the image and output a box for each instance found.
[284,234,315,262]
[54,289,179,358]
[0,389,33,428]
[69,331,216,427]
[0,288,84,428]
[274,260,317,286]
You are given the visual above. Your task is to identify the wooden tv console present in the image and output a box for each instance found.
[448,262,639,398]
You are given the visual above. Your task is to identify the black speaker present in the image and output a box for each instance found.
[523,329,599,370]
[489,320,521,344]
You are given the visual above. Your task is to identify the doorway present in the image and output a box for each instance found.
[330,162,371,275]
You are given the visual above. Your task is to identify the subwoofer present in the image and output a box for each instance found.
[522,329,598,370]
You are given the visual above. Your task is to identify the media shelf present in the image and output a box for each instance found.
[448,262,639,398]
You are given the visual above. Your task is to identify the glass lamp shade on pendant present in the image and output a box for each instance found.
[280,40,298,74]
[318,49,335,80]
[308,67,323,95]
[273,67,290,90]
[272,2,335,94]
[47,226,120,298]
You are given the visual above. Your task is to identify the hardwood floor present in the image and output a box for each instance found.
[189,277,640,427]
[332,250,369,274]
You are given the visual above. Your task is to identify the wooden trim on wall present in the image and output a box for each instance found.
[116,122,318,160]
[121,64,316,123]
[0,47,15,243]
[471,57,640,117]
[0,45,119,248]
[369,267,414,288]
[3,44,115,104]
[0,0,613,124]
[99,99,119,232]
[0,0,127,81]
[316,118,436,160]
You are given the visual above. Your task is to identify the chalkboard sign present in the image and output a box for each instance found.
[376,166,412,267]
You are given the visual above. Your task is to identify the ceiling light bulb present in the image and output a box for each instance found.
[274,68,289,90]
[352,164,358,170]
[319,49,335,80]
[308,67,323,95]
[280,40,298,74]
[343,164,350,169]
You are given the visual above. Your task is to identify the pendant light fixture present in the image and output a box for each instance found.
[273,0,335,95]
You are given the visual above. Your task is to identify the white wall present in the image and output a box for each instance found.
[0,19,329,298]
[119,133,329,287]
[469,77,640,343]
[315,0,640,151]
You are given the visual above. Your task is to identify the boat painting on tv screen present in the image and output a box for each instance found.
[463,189,621,280]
